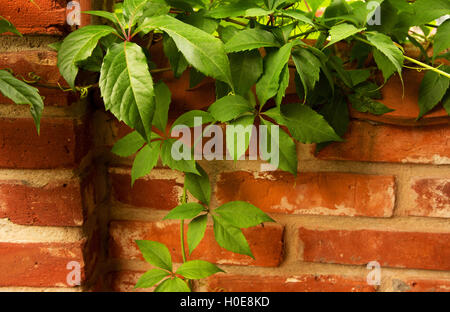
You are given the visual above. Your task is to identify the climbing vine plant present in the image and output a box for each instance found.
[1,0,449,292]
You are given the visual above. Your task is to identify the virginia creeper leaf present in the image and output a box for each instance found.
[136,240,172,271]
[187,214,208,255]
[212,215,253,258]
[215,201,274,228]
[135,269,170,289]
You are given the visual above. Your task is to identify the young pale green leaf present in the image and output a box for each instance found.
[325,23,365,48]
[58,25,116,88]
[215,201,274,228]
[212,215,253,258]
[292,47,321,98]
[0,70,43,133]
[260,119,298,175]
[131,141,161,185]
[187,214,208,255]
[164,203,205,220]
[433,20,450,60]
[176,260,224,279]
[226,115,255,161]
[171,110,214,129]
[185,164,211,205]
[140,15,233,87]
[281,103,342,144]
[153,82,171,132]
[349,94,395,115]
[418,70,450,119]
[256,42,294,106]
[208,95,254,122]
[136,240,172,271]
[229,50,263,97]
[154,277,191,292]
[282,10,314,26]
[161,139,199,174]
[163,35,189,78]
[100,42,155,142]
[135,269,170,289]
[366,32,403,80]
[111,131,146,157]
[0,17,21,36]
[224,28,280,53]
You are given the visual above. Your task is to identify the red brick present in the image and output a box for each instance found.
[299,228,450,271]
[0,177,84,226]
[393,278,450,292]
[316,121,450,165]
[0,0,68,35]
[0,241,85,287]
[405,178,450,218]
[109,271,148,292]
[216,171,395,217]
[207,274,376,292]
[0,117,88,169]
[0,50,75,106]
[110,220,284,267]
[110,172,182,210]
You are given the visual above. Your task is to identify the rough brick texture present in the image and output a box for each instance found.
[0,177,84,226]
[216,171,395,217]
[405,178,450,218]
[0,241,85,287]
[299,228,450,271]
[0,117,88,169]
[110,220,284,267]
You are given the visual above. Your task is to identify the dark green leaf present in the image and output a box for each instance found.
[112,131,146,157]
[410,0,450,26]
[185,164,211,205]
[163,35,189,78]
[187,214,208,254]
[276,64,290,106]
[0,17,21,36]
[212,215,253,258]
[229,50,263,97]
[179,10,219,34]
[225,28,280,53]
[348,69,371,87]
[136,240,172,271]
[434,20,450,60]
[176,260,223,279]
[418,69,450,119]
[282,10,314,26]
[215,201,274,228]
[292,47,321,98]
[135,269,170,289]
[350,94,395,115]
[153,82,171,132]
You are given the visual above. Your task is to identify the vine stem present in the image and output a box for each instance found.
[180,183,187,264]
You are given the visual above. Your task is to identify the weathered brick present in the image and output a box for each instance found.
[0,0,68,35]
[316,121,450,165]
[110,171,182,210]
[110,220,284,267]
[216,171,395,217]
[0,50,75,106]
[392,278,450,292]
[109,271,147,292]
[299,228,450,271]
[207,274,376,292]
[0,177,84,226]
[0,117,88,169]
[404,178,450,218]
[0,241,85,287]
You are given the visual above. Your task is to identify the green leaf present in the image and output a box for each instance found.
[304,0,325,14]
[171,110,214,129]
[136,240,172,271]
[100,42,155,142]
[187,214,208,255]
[154,277,191,292]
[260,119,298,175]
[163,35,189,78]
[434,20,450,60]
[442,91,450,116]
[135,269,170,289]
[123,0,148,22]
[276,64,290,106]
[215,201,274,228]
[48,41,62,52]
[189,68,206,88]
[140,0,171,20]
[348,69,371,87]
[225,28,280,53]
[208,95,254,122]
[179,10,219,34]
[206,2,271,18]
[140,15,233,87]
[58,25,116,88]
[418,69,450,119]
[325,23,365,48]
[349,94,394,115]
[292,47,321,98]
[164,203,205,220]
[212,215,253,258]
[112,131,146,157]
[229,50,263,97]
[0,17,21,36]
[153,82,171,132]
[282,10,314,26]
[256,42,294,106]
[131,141,161,185]
[185,164,211,205]
[366,32,403,80]
[281,103,342,143]
[410,0,450,26]
[226,115,255,161]
[327,55,353,88]
[372,48,396,82]
[161,139,198,174]
[0,70,43,133]
[262,106,287,126]
[176,260,223,279]
[83,10,120,25]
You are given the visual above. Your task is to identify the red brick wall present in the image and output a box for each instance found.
[1,0,449,293]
